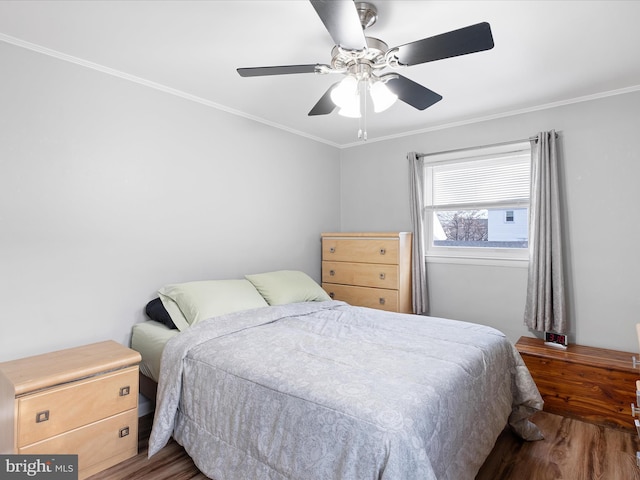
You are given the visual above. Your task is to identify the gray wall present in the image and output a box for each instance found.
[339,91,640,353]
[0,42,341,362]
[3,36,639,363]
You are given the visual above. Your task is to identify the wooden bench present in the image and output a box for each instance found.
[516,336,638,431]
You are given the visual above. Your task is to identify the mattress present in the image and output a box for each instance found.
[131,320,179,382]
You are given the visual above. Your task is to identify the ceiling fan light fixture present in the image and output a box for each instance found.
[338,92,361,118]
[369,80,398,113]
[330,75,359,108]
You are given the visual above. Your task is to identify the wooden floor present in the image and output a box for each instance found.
[89,411,640,480]
[477,412,640,480]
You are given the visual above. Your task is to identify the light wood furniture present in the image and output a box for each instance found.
[321,232,413,313]
[516,336,637,432]
[0,341,141,479]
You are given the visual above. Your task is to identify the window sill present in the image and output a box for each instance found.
[425,254,529,268]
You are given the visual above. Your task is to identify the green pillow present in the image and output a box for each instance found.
[245,270,331,305]
[158,279,269,331]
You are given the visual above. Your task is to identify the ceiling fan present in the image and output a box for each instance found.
[237,0,494,122]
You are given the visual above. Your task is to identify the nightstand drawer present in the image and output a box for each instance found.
[17,366,138,446]
[322,261,399,289]
[322,283,399,312]
[20,408,138,476]
[322,238,400,264]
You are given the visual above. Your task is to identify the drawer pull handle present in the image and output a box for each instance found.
[632,403,640,417]
[329,292,335,299]
[119,426,130,438]
[379,273,385,280]
[379,248,386,255]
[119,386,131,397]
[635,419,640,438]
[379,298,385,305]
[637,390,640,406]
[329,270,335,276]
[36,410,50,423]
[633,356,640,369]
[329,247,335,253]
[637,451,640,468]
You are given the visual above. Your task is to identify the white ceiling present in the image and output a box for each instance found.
[1,0,639,147]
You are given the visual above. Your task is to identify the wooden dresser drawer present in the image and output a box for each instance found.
[323,283,399,312]
[322,261,399,289]
[20,408,138,476]
[17,366,138,446]
[322,237,399,264]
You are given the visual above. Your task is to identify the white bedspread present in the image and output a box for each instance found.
[149,301,542,480]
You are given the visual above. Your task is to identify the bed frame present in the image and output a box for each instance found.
[139,372,158,406]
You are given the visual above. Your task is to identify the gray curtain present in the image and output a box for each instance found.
[408,152,428,314]
[524,131,567,333]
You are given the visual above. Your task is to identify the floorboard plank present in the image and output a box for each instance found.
[89,411,640,479]
[476,411,640,480]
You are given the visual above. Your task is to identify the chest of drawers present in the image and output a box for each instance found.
[0,341,141,479]
[516,336,637,432]
[321,232,413,313]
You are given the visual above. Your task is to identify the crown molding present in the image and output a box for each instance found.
[341,84,640,148]
[0,33,341,148]
[2,32,638,150]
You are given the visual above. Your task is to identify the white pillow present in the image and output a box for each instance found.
[245,270,331,305]
[158,279,269,331]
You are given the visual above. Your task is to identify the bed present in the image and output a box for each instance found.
[135,270,543,480]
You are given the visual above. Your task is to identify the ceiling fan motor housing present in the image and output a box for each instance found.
[330,36,389,73]
[355,2,378,30]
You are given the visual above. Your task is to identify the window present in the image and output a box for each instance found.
[505,210,515,223]
[423,141,531,263]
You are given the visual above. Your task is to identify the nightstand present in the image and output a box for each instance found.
[0,341,141,479]
[516,336,636,431]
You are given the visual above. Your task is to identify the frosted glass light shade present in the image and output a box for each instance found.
[338,93,361,118]
[330,76,359,108]
[370,81,398,112]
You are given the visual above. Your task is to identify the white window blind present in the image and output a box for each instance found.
[425,144,531,210]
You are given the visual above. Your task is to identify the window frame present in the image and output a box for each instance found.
[422,141,532,266]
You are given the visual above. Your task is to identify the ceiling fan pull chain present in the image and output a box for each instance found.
[357,80,363,139]
[363,81,368,140]
[359,79,368,141]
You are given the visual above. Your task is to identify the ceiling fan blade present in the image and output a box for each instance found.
[308,83,338,116]
[237,64,321,77]
[310,0,367,51]
[386,75,442,110]
[393,22,494,66]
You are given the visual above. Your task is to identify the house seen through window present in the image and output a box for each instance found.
[424,141,531,261]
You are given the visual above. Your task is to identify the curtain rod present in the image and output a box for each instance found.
[416,132,559,159]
